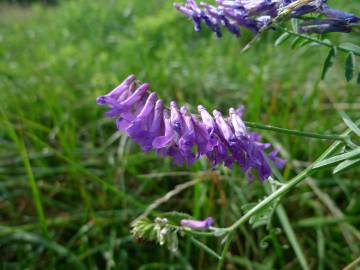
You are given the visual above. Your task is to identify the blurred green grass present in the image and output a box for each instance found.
[0,0,360,269]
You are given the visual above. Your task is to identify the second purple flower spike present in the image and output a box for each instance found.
[174,0,360,36]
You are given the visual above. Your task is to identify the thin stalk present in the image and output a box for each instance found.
[190,237,221,260]
[244,121,346,141]
[186,230,215,237]
[216,233,233,270]
[278,27,360,56]
[224,168,310,232]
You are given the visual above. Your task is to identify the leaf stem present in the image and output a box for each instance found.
[278,26,360,56]
[244,121,346,141]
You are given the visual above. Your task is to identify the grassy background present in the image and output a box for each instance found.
[1,0,360,269]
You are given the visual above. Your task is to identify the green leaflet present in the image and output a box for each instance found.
[313,147,360,169]
[345,52,356,82]
[341,112,360,137]
[321,47,337,80]
[275,32,290,46]
[340,43,360,55]
[333,158,360,174]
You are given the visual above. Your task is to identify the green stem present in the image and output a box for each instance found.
[224,168,310,232]
[244,121,346,141]
[278,27,360,56]
[222,120,357,233]
[183,229,215,237]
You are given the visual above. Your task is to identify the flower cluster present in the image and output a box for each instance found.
[173,0,360,37]
[97,75,285,181]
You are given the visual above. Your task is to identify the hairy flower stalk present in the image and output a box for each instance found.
[173,0,360,36]
[97,75,285,181]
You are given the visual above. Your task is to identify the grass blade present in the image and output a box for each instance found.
[1,109,48,236]
[276,205,310,270]
[0,227,85,270]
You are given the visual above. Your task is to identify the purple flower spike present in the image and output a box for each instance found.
[174,0,359,37]
[180,217,214,229]
[97,75,286,181]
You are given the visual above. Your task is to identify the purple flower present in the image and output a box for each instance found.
[178,106,197,164]
[147,99,165,143]
[152,110,176,149]
[321,6,360,23]
[191,117,211,155]
[198,105,217,135]
[229,107,246,137]
[174,1,203,32]
[96,74,136,105]
[127,92,158,151]
[268,148,287,169]
[289,0,326,17]
[170,101,183,133]
[180,217,214,229]
[105,83,149,117]
[97,75,286,181]
[299,19,353,34]
[213,109,236,144]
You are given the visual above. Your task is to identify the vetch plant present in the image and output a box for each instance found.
[96,1,360,269]
[97,76,360,269]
